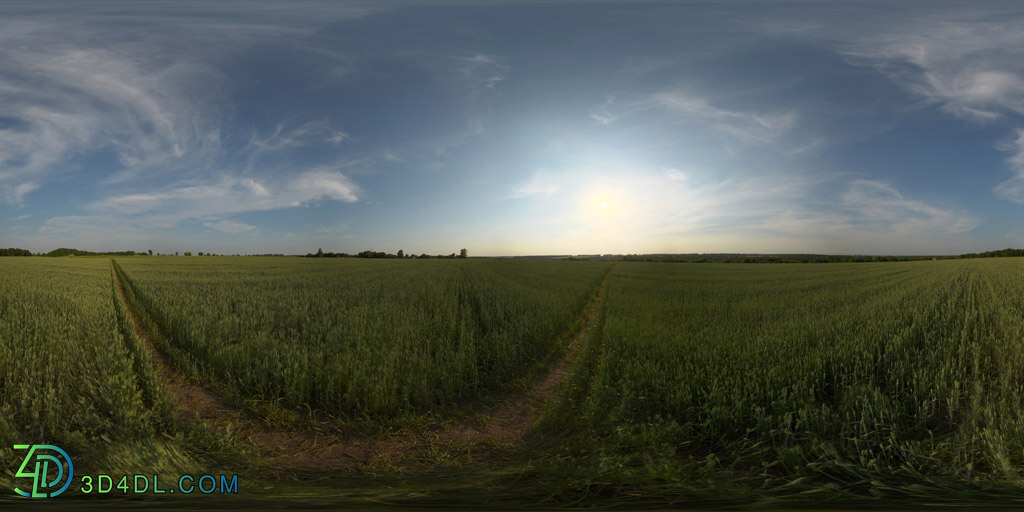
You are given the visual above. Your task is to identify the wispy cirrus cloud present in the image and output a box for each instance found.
[651,91,797,142]
[767,8,1024,213]
[589,90,797,143]
[588,95,618,126]
[245,121,348,157]
[510,172,559,198]
[459,52,510,136]
[0,3,379,205]
[0,27,225,195]
[664,169,688,181]
[89,168,359,228]
[204,219,256,234]
[839,16,1024,122]
[994,129,1024,203]
[2,182,39,206]
[841,179,979,235]
[461,54,509,91]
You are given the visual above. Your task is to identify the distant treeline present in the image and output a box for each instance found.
[45,248,150,257]
[0,248,153,257]
[305,248,468,259]
[572,248,1024,263]
[5,246,1024,261]
[572,254,935,263]
[960,248,1024,259]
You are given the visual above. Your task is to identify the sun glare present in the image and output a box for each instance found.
[578,183,631,232]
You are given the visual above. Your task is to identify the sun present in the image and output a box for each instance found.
[577,183,627,229]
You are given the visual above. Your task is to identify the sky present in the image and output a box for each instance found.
[3,1,1024,256]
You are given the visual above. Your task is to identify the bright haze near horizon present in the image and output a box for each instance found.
[2,1,1024,256]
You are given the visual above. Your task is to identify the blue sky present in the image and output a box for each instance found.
[3,2,1024,255]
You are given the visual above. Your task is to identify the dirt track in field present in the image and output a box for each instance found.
[429,271,609,448]
[111,260,610,472]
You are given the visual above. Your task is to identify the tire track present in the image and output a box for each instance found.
[111,259,612,472]
[112,261,241,424]
[430,267,611,447]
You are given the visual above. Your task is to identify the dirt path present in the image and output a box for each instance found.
[111,261,611,472]
[113,263,250,429]
[431,270,610,447]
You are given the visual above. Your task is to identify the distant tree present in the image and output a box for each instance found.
[198,252,204,256]
[357,250,394,258]
[184,251,192,256]
[317,248,324,257]
[175,251,179,256]
[397,249,404,258]
[459,248,467,259]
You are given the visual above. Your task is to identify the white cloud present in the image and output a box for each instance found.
[289,169,359,203]
[511,173,559,198]
[665,168,688,181]
[589,90,797,143]
[842,179,979,235]
[839,17,1024,122]
[589,95,617,125]
[246,178,271,198]
[774,12,1024,207]
[204,220,256,233]
[0,45,225,189]
[2,181,38,205]
[994,128,1024,203]
[457,52,509,137]
[89,168,359,227]
[245,121,348,158]
[461,53,508,90]
[35,215,156,248]
[652,91,797,142]
[0,4,381,203]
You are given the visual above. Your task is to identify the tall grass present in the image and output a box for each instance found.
[115,257,609,417]
[549,259,1024,502]
[0,258,188,483]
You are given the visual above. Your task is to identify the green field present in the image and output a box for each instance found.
[5,257,1024,507]
[0,259,201,491]
[114,257,609,416]
[546,259,1024,504]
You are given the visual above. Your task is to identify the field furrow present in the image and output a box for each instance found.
[109,257,613,473]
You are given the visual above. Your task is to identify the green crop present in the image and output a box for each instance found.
[11,255,1024,505]
[550,259,1024,502]
[0,258,193,484]
[114,257,610,417]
